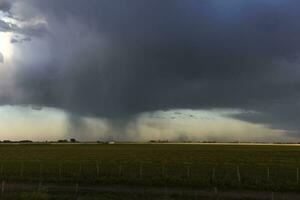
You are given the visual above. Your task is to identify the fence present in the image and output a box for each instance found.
[0,160,299,190]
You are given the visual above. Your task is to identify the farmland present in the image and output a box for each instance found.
[1,143,300,199]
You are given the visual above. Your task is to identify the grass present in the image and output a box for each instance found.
[1,143,300,191]
[0,191,259,200]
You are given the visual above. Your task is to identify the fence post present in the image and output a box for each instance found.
[267,167,270,181]
[118,165,123,177]
[213,187,218,199]
[1,180,4,196]
[38,180,42,191]
[162,164,166,177]
[142,186,146,197]
[186,165,191,179]
[237,165,241,183]
[0,164,3,176]
[211,167,216,183]
[59,163,62,179]
[20,162,24,178]
[39,163,43,180]
[271,192,274,200]
[96,161,100,177]
[297,168,299,184]
[75,183,79,197]
[163,186,167,199]
[139,163,143,179]
[194,191,198,200]
[79,163,82,177]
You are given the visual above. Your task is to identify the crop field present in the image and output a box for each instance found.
[1,143,300,194]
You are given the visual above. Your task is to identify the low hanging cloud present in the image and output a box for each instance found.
[11,36,31,43]
[0,19,47,38]
[1,0,300,139]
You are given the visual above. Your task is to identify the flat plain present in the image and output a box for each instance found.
[0,143,300,191]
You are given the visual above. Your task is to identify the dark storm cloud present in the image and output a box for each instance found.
[4,0,300,134]
[0,0,11,12]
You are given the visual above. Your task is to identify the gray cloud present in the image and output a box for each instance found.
[18,23,48,37]
[11,36,31,43]
[0,1,48,39]
[2,0,300,137]
[0,20,47,37]
[0,19,12,32]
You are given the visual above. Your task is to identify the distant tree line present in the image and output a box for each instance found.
[0,140,33,143]
[0,138,78,144]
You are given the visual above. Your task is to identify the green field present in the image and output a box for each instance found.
[1,143,300,192]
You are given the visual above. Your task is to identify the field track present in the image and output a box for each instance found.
[2,182,300,199]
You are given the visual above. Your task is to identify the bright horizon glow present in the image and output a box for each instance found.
[0,32,14,62]
[0,105,69,141]
[0,106,294,142]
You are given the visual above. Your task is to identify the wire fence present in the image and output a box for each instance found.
[0,160,299,190]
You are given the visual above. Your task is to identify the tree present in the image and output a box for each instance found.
[70,138,77,143]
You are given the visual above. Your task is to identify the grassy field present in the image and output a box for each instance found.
[1,143,300,191]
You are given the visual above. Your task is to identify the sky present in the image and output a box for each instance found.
[0,0,300,142]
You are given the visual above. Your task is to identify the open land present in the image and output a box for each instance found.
[1,143,300,199]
